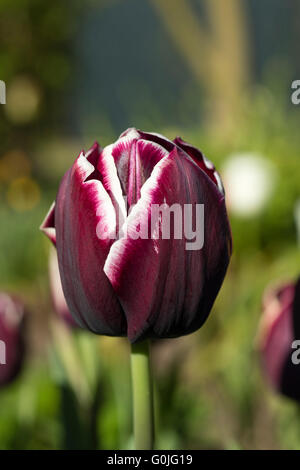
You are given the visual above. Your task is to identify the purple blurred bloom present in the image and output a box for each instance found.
[0,293,25,386]
[258,279,300,401]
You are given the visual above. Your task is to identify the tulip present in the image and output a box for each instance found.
[41,128,232,343]
[41,128,232,449]
[257,279,300,401]
[0,293,25,386]
[49,246,78,328]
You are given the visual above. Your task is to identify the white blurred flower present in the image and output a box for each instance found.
[222,153,276,217]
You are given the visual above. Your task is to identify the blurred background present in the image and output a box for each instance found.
[1,0,300,450]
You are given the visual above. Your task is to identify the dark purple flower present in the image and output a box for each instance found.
[0,293,25,386]
[41,128,232,342]
[49,247,79,328]
[258,279,300,401]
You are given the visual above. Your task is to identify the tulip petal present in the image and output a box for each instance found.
[55,149,126,335]
[280,354,300,401]
[110,133,169,210]
[259,283,295,390]
[264,301,293,389]
[49,246,78,328]
[40,201,56,245]
[85,141,101,167]
[174,137,224,194]
[138,130,175,152]
[279,277,300,400]
[84,140,128,237]
[292,277,300,339]
[0,293,24,386]
[104,147,231,342]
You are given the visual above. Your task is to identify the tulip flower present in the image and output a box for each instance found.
[0,293,25,386]
[49,246,78,328]
[257,279,300,401]
[41,128,231,342]
[41,127,232,448]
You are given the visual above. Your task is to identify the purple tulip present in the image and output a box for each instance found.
[41,128,232,342]
[258,280,300,401]
[0,293,25,386]
[49,247,79,328]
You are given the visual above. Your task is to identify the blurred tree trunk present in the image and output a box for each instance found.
[151,0,252,136]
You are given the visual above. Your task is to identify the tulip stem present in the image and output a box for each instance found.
[130,340,154,450]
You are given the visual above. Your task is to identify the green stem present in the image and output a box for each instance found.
[130,340,154,450]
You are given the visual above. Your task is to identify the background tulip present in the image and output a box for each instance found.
[0,293,25,386]
[257,279,300,401]
[41,128,232,343]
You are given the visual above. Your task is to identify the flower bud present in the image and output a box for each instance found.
[41,128,232,342]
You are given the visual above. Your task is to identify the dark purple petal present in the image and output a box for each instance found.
[85,141,101,167]
[55,148,126,336]
[110,129,168,210]
[280,354,300,401]
[105,146,231,342]
[259,283,295,390]
[40,202,56,246]
[49,247,79,328]
[174,137,224,194]
[137,129,175,152]
[279,277,300,400]
[0,293,25,386]
[292,277,300,339]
